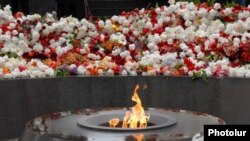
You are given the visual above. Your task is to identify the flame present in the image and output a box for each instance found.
[133,134,144,141]
[109,118,120,128]
[109,84,149,128]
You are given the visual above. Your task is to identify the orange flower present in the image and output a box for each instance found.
[32,62,37,67]
[89,67,99,76]
[3,68,10,74]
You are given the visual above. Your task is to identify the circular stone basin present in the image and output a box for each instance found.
[19,108,225,141]
[77,110,177,131]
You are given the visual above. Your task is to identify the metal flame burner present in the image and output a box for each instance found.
[77,110,177,131]
[19,108,225,141]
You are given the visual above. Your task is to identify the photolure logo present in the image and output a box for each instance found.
[204,125,250,141]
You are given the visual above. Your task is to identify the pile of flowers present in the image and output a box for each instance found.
[1,1,250,78]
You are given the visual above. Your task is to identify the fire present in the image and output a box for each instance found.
[109,84,149,128]
[133,134,144,141]
[109,118,119,128]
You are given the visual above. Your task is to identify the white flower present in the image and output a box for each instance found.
[161,52,178,67]
[110,32,127,45]
[33,43,43,53]
[77,66,86,75]
[167,39,173,44]
[56,47,63,56]
[186,49,194,57]
[120,51,130,58]
[185,20,192,27]
[11,36,18,44]
[107,69,114,75]
[180,52,186,58]
[168,0,175,5]
[122,28,129,34]
[139,52,162,66]
[8,23,16,29]
[188,71,194,76]
[69,64,76,70]
[214,3,221,10]
[139,8,145,15]
[194,46,201,53]
[98,20,104,27]
[130,71,137,76]
[180,43,189,51]
[198,8,208,17]
[29,70,45,78]
[112,48,121,56]
[12,30,18,36]
[59,37,66,44]
[31,31,40,44]
[197,52,204,59]
[233,38,240,48]
[235,68,246,77]
[98,69,104,75]
[160,33,167,41]
[129,44,135,50]
[224,8,232,16]
[121,70,128,75]
[45,68,54,77]
[147,42,155,50]
[99,34,105,42]
[145,21,153,30]
[87,53,101,60]
[111,15,119,22]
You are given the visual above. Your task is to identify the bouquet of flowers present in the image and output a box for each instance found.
[0,0,250,78]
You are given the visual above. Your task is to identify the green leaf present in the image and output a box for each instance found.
[201,70,208,84]
[207,0,216,6]
[192,71,202,80]
[0,52,19,58]
[103,16,108,21]
[8,52,18,58]
[0,51,5,57]
[174,64,183,70]
[192,70,208,84]
[69,36,75,45]
[225,1,236,8]
[96,44,103,49]
[155,2,159,8]
[205,54,213,61]
[194,0,201,4]
[55,69,69,77]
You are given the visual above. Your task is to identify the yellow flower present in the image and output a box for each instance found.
[112,24,120,31]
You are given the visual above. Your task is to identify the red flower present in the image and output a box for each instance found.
[230,60,241,68]
[154,26,163,34]
[142,28,150,35]
[150,10,157,25]
[184,58,195,70]
[214,64,228,76]
[18,66,26,72]
[112,66,120,75]
[0,23,9,34]
[0,43,3,48]
[241,52,250,62]
[14,12,24,19]
[48,61,57,68]
[239,43,250,62]
[112,55,125,66]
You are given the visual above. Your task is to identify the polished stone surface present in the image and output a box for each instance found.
[19,108,224,141]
